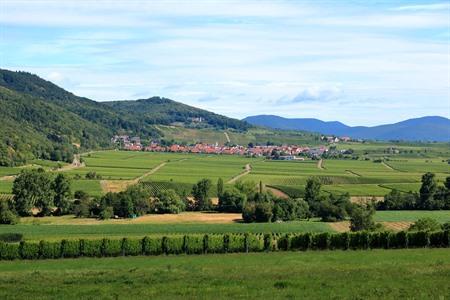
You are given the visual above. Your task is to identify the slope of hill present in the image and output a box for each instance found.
[104,97,250,131]
[243,115,450,142]
[0,69,252,166]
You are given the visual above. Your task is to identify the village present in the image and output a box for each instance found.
[110,135,355,160]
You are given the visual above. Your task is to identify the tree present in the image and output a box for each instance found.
[349,203,377,231]
[192,179,212,210]
[408,218,441,231]
[217,178,224,198]
[218,188,247,212]
[318,193,351,222]
[12,169,54,216]
[445,177,450,190]
[99,206,114,220]
[0,201,19,224]
[379,189,417,210]
[154,189,185,214]
[418,172,437,209]
[304,177,321,205]
[52,174,71,215]
[272,198,310,221]
[234,180,257,200]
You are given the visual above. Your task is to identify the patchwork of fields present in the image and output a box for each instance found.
[0,149,449,197]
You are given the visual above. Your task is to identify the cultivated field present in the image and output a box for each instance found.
[0,249,448,299]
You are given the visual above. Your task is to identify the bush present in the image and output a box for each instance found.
[290,233,312,251]
[19,241,40,259]
[40,240,61,259]
[205,234,224,253]
[349,231,370,249]
[183,235,204,254]
[103,239,122,257]
[227,234,246,253]
[277,234,291,251]
[0,233,23,243]
[263,233,276,251]
[407,231,429,248]
[330,232,349,250]
[122,238,142,256]
[409,218,441,232]
[142,236,163,255]
[311,232,330,250]
[80,239,103,257]
[246,233,264,252]
[163,236,184,254]
[0,242,20,260]
[99,206,114,220]
[389,231,408,249]
[61,239,81,258]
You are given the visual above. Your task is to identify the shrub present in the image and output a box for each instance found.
[277,234,291,251]
[183,235,204,254]
[103,239,122,257]
[428,231,445,247]
[163,236,184,254]
[0,242,20,260]
[19,241,40,259]
[122,238,142,256]
[263,233,276,251]
[368,232,387,249]
[61,239,81,258]
[389,231,408,249]
[407,231,429,248]
[290,233,311,251]
[228,234,246,253]
[0,233,23,243]
[142,236,163,255]
[311,232,330,250]
[205,234,224,253]
[409,218,441,232]
[246,233,264,252]
[39,240,61,259]
[349,231,370,249]
[81,239,103,257]
[330,232,349,250]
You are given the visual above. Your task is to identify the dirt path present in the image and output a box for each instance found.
[101,162,167,193]
[317,159,324,170]
[224,131,231,143]
[346,170,361,177]
[381,162,394,171]
[56,154,85,172]
[227,164,251,184]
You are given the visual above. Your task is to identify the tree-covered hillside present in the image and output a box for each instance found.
[0,69,251,166]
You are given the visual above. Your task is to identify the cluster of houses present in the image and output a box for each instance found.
[112,135,329,159]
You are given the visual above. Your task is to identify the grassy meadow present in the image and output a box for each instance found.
[0,249,448,299]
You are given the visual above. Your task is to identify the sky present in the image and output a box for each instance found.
[1,0,449,126]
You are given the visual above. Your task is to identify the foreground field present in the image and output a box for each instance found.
[0,249,448,299]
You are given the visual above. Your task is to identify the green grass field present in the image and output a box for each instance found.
[374,210,450,222]
[0,249,448,299]
[0,221,332,241]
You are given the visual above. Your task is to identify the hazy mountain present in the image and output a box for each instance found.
[243,115,450,142]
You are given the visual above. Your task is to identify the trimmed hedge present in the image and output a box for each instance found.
[0,231,447,261]
[143,236,163,255]
[40,241,61,259]
[19,241,41,259]
[183,235,204,254]
[81,239,103,257]
[61,240,81,258]
[122,238,142,256]
[0,242,20,260]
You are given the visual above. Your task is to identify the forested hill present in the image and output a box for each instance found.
[0,69,250,166]
[104,97,250,130]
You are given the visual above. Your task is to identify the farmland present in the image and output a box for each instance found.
[0,249,448,299]
[0,148,449,198]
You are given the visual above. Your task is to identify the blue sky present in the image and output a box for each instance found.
[1,0,449,126]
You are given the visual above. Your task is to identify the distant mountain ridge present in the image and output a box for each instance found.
[243,115,450,142]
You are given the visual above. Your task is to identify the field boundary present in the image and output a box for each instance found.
[1,230,448,261]
[227,164,252,184]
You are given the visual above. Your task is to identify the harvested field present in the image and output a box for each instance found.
[329,221,350,232]
[382,221,412,231]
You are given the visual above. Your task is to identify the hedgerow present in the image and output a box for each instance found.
[0,231,447,260]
